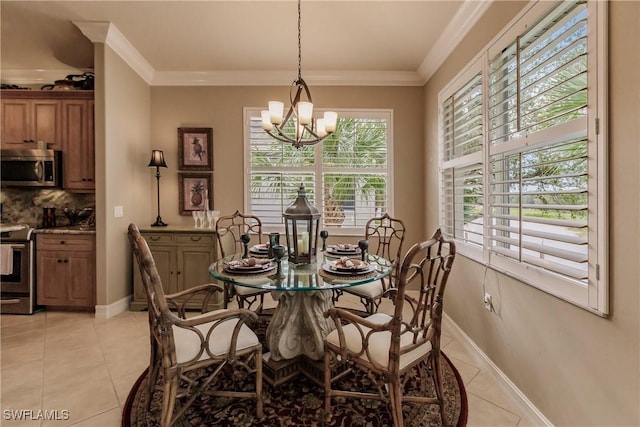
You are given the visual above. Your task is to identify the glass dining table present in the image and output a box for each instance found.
[209,251,392,365]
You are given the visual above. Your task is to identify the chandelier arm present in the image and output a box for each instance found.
[266,128,301,145]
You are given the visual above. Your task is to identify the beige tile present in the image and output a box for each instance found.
[111,369,144,407]
[466,393,521,427]
[447,355,481,386]
[43,361,112,396]
[68,407,121,427]
[41,378,119,427]
[1,335,45,369]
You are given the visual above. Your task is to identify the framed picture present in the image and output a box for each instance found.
[178,173,213,215]
[178,127,213,170]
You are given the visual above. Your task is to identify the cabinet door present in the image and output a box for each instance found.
[67,250,95,306]
[178,245,216,292]
[149,245,178,295]
[32,99,62,148]
[62,100,94,191]
[36,250,68,305]
[1,99,31,147]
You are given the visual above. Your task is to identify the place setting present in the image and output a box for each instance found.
[322,256,375,276]
[222,257,276,275]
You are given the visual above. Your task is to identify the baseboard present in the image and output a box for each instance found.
[443,311,554,427]
[95,295,132,320]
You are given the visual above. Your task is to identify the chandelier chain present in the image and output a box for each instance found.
[297,0,302,80]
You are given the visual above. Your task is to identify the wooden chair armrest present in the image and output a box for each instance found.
[165,283,223,317]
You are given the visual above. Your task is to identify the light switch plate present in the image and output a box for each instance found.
[114,206,124,218]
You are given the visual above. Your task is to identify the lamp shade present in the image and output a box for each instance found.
[283,185,321,264]
[148,150,167,168]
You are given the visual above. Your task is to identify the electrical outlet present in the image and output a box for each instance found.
[483,293,493,312]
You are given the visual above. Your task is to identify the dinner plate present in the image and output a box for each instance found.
[322,263,375,276]
[249,244,269,254]
[326,246,361,256]
[223,260,276,274]
[329,259,370,272]
[224,264,276,274]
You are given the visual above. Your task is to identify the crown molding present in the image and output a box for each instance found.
[417,0,493,84]
[74,21,155,84]
[151,70,424,87]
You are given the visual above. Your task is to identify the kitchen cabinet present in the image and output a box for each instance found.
[36,233,96,308]
[1,97,62,148]
[0,90,95,192]
[131,228,220,311]
[62,99,94,191]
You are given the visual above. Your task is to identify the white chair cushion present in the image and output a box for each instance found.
[325,312,432,371]
[172,309,260,364]
[345,279,384,298]
[234,284,267,296]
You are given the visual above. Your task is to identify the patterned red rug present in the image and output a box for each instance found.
[122,352,467,427]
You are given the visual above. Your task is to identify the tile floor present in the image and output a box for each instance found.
[1,294,545,426]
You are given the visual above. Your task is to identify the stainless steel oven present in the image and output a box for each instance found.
[0,225,38,314]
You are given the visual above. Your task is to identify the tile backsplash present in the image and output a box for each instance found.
[0,188,95,227]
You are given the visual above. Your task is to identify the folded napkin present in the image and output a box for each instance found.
[225,257,273,268]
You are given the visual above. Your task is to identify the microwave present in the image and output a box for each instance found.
[0,149,62,187]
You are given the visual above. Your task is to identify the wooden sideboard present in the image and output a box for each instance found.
[130,227,221,311]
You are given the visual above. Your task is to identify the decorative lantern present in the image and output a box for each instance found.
[283,185,320,264]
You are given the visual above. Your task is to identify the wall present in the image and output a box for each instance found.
[424,1,640,425]
[148,86,426,248]
[95,43,151,310]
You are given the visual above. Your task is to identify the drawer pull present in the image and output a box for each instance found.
[60,240,66,244]
[149,236,161,241]
[190,237,202,242]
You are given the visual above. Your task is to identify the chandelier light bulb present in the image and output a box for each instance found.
[261,110,274,131]
[269,101,284,125]
[316,118,327,137]
[324,111,338,133]
[297,101,313,126]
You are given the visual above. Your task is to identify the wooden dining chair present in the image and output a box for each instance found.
[323,228,456,427]
[336,213,406,314]
[128,224,263,427]
[215,210,270,312]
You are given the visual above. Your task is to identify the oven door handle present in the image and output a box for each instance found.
[34,160,44,183]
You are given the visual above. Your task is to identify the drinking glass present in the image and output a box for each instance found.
[240,233,251,258]
[196,211,205,228]
[320,230,329,251]
[358,239,369,262]
[192,211,199,228]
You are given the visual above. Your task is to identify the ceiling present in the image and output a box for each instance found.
[1,1,491,87]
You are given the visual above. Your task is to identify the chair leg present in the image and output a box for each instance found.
[161,372,179,427]
[146,342,160,413]
[255,348,263,418]
[388,379,404,427]
[324,349,332,413]
[431,351,447,426]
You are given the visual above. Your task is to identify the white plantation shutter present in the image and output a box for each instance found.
[441,70,483,247]
[246,110,392,233]
[488,138,588,280]
[487,0,589,284]
[439,0,607,314]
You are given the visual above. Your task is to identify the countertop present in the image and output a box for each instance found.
[33,226,96,235]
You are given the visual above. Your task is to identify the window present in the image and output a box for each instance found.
[439,0,607,315]
[244,109,393,235]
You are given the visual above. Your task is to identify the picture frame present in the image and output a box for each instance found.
[178,172,213,215]
[178,127,213,170]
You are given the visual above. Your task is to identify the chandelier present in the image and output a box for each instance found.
[261,0,338,149]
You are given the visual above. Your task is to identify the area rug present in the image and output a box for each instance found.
[123,353,467,427]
